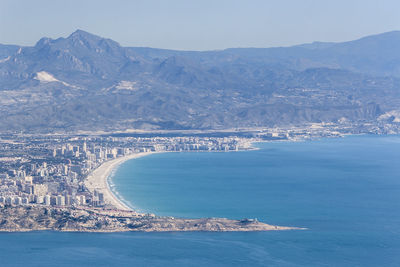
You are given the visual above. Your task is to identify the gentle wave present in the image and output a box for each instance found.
[107,163,142,212]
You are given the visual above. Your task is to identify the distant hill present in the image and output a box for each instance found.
[0,30,399,132]
[223,31,400,77]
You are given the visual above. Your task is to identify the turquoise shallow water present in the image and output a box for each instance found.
[1,135,400,266]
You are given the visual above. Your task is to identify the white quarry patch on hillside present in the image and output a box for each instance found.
[34,71,60,82]
[0,56,11,63]
[115,81,137,90]
[34,71,78,88]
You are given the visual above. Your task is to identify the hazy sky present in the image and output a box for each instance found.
[1,0,399,50]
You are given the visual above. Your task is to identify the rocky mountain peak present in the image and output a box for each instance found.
[66,29,121,50]
[34,37,53,48]
[68,29,102,42]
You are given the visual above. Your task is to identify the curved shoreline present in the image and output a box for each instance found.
[11,147,304,232]
[85,152,159,211]
[85,148,257,212]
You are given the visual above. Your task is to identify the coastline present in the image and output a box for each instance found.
[84,138,329,212]
[1,144,313,232]
[85,148,253,212]
[85,152,158,211]
[2,135,397,233]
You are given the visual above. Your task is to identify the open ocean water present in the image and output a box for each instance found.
[1,135,400,266]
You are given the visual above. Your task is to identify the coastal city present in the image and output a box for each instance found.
[0,134,254,209]
[1,121,397,210]
[1,118,399,211]
[0,130,311,233]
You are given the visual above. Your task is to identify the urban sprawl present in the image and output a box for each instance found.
[0,121,397,209]
[0,135,253,208]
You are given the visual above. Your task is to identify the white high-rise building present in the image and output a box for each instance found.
[44,195,51,206]
[36,195,44,204]
[57,195,65,206]
[65,195,72,206]
[79,195,86,205]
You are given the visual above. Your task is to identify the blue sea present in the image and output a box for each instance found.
[1,135,400,266]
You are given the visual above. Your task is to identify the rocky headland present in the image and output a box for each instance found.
[0,205,302,232]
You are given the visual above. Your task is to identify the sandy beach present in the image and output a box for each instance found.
[85,152,155,211]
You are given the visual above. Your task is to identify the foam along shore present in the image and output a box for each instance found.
[85,152,155,211]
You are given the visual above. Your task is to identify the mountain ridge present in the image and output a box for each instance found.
[0,30,399,132]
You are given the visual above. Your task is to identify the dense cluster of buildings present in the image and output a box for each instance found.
[1,120,396,210]
[0,135,250,208]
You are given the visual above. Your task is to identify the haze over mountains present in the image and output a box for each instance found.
[0,30,399,132]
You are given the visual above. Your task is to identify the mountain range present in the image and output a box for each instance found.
[0,30,399,132]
